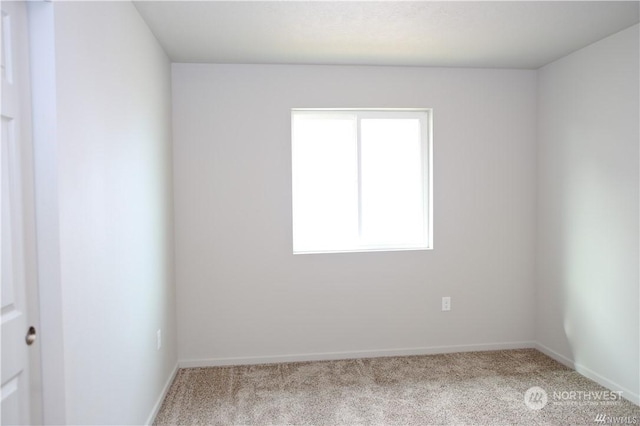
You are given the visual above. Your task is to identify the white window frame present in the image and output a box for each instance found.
[291,108,433,254]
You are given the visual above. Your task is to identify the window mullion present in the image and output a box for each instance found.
[421,117,428,243]
[356,115,363,243]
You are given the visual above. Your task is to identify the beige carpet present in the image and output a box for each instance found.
[154,349,639,425]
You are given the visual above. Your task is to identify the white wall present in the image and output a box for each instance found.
[172,64,537,365]
[40,2,177,424]
[536,24,639,403]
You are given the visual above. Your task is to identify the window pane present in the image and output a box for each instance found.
[360,118,425,246]
[292,115,359,252]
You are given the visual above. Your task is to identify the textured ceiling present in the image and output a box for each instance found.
[134,1,639,69]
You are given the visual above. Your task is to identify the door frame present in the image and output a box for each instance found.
[27,2,66,424]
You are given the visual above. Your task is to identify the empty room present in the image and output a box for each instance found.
[2,0,639,424]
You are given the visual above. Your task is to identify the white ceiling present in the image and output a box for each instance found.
[134,1,640,69]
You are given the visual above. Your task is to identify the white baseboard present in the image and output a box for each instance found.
[145,363,179,426]
[178,341,536,369]
[535,342,640,406]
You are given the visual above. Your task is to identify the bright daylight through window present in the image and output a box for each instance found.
[292,109,432,254]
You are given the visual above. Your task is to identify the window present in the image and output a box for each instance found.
[292,109,432,254]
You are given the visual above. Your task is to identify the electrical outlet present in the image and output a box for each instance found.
[157,329,162,350]
[442,297,451,311]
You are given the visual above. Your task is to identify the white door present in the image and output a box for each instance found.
[1,1,41,424]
